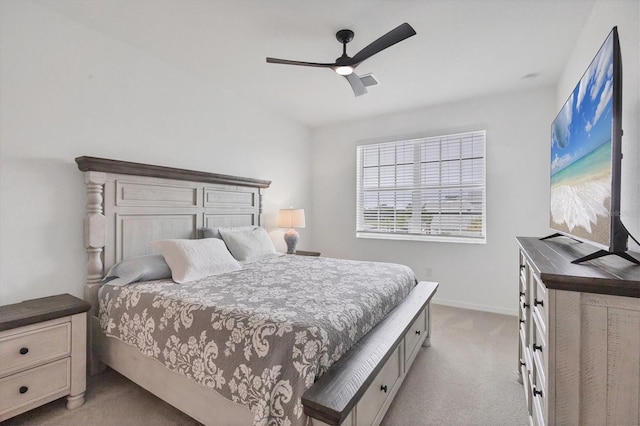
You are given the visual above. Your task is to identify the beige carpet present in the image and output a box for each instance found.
[3,304,528,426]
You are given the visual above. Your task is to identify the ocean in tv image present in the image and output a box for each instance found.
[550,31,614,247]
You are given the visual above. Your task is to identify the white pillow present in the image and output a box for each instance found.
[152,238,242,284]
[219,227,277,261]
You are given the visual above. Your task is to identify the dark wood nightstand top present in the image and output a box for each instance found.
[294,250,321,257]
[0,294,91,331]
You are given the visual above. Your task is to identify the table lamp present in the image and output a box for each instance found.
[277,208,305,254]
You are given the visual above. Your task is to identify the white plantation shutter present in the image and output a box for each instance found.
[356,130,486,243]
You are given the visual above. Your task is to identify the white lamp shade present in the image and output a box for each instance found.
[277,208,305,228]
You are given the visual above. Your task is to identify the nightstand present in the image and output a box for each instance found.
[294,250,321,257]
[0,294,91,421]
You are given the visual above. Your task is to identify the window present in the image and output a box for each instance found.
[356,130,486,243]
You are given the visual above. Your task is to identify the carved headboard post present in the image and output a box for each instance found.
[82,171,106,374]
[83,171,106,314]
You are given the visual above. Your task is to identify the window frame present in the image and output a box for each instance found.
[356,130,487,244]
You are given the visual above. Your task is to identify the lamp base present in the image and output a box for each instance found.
[284,229,299,254]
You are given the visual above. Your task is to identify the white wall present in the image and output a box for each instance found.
[0,1,311,304]
[557,0,640,246]
[311,88,555,315]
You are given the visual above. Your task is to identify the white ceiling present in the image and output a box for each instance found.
[37,0,596,128]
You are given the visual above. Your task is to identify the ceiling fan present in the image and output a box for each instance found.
[266,23,416,97]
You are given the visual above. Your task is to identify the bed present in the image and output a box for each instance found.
[76,156,438,426]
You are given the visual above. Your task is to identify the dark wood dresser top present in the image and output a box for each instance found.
[517,236,640,298]
[0,294,91,331]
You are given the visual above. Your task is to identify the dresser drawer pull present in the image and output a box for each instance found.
[19,386,29,394]
[519,291,525,297]
[520,264,525,270]
[522,302,529,309]
[19,347,29,355]
[534,299,544,307]
[533,387,543,397]
[519,361,526,367]
[415,330,421,335]
[380,385,388,393]
[533,344,542,352]
[519,319,525,324]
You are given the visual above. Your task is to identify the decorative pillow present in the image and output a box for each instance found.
[201,225,257,240]
[152,238,242,284]
[219,226,277,262]
[101,254,172,286]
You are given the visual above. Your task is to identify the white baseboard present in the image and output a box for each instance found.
[432,297,518,317]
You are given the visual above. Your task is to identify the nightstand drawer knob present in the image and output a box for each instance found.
[19,386,29,394]
[534,299,544,307]
[533,344,543,352]
[380,384,388,393]
[19,347,29,355]
[415,330,421,335]
[533,387,543,397]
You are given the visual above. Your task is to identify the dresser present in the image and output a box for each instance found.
[0,294,91,421]
[516,237,640,426]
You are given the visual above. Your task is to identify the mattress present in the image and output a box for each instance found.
[99,255,416,425]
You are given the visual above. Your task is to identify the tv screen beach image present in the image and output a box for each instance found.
[550,31,614,247]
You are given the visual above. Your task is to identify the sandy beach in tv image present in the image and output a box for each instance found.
[550,31,614,247]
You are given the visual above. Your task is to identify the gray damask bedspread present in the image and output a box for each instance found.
[99,255,416,426]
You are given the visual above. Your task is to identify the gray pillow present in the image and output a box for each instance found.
[201,225,257,240]
[101,254,172,286]
[200,227,222,239]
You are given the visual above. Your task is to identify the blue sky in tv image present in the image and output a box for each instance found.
[551,30,614,179]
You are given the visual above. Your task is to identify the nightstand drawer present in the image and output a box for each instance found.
[0,321,71,377]
[0,358,71,416]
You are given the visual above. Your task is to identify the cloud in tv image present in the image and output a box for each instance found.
[550,32,614,247]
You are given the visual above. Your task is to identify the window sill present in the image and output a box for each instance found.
[356,232,486,244]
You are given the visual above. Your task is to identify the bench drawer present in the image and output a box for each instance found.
[356,346,401,426]
[404,308,426,367]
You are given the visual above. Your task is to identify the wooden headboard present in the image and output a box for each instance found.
[76,156,271,317]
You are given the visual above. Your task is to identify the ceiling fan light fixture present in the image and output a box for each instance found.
[266,23,416,96]
[334,65,354,76]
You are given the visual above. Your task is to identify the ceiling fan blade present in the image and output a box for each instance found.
[266,57,335,68]
[345,73,367,97]
[349,23,416,65]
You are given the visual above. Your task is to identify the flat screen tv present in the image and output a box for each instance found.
[547,27,638,265]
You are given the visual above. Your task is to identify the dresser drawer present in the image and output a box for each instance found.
[531,313,547,386]
[404,308,426,367]
[356,346,401,426]
[0,321,71,377]
[519,327,531,373]
[521,363,532,413]
[0,358,71,416]
[532,391,545,426]
[532,276,547,338]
